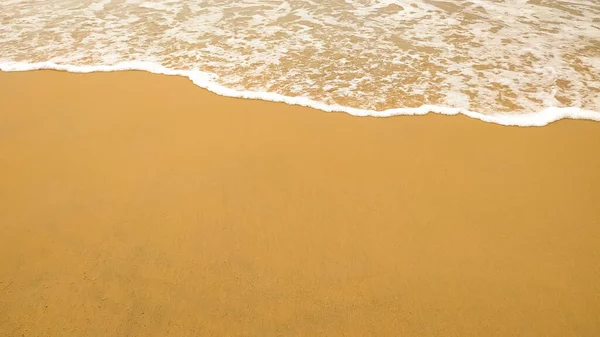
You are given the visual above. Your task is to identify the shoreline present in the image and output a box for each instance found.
[2,63,599,126]
[1,69,600,336]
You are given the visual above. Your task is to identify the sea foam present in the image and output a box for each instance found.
[2,0,599,125]
[2,61,599,127]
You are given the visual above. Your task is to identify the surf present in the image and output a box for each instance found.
[2,60,599,126]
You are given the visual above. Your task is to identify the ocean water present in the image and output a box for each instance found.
[1,0,599,126]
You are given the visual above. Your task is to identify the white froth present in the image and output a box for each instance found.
[1,61,599,127]
[0,0,599,126]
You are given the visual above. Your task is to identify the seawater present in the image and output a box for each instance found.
[1,0,599,126]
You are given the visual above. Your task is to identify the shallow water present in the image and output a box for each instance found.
[1,0,599,125]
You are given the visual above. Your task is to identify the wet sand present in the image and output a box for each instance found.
[1,70,599,337]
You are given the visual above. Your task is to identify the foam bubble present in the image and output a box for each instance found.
[1,0,599,126]
[2,61,599,126]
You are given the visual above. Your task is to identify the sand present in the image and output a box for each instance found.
[1,70,599,337]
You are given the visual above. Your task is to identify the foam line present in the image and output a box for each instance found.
[2,61,599,127]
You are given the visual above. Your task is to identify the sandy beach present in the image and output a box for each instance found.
[1,70,599,336]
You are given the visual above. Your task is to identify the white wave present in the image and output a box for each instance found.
[2,61,599,127]
[3,0,600,115]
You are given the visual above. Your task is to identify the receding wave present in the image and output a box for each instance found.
[1,0,599,126]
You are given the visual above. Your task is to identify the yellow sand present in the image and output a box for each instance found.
[1,70,599,337]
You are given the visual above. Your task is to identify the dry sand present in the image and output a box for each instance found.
[1,70,599,337]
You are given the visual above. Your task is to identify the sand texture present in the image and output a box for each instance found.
[1,70,600,336]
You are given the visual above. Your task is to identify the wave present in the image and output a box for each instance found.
[2,61,599,127]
